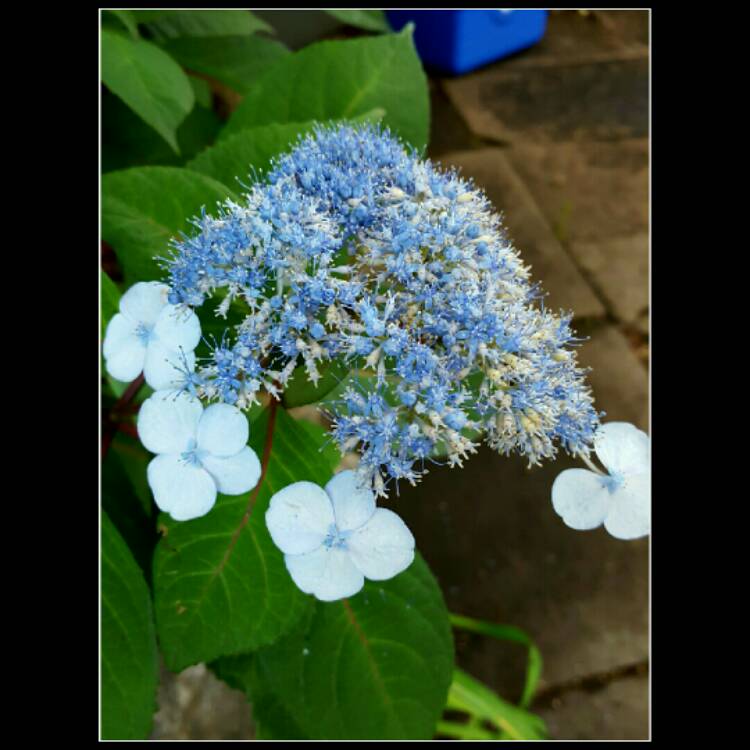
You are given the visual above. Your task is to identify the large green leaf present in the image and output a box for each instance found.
[109,431,154,519]
[188,75,213,108]
[153,405,334,672]
[186,110,385,191]
[101,511,159,739]
[324,9,391,32]
[102,89,222,172]
[282,358,351,409]
[101,166,236,284]
[101,270,120,337]
[186,120,318,190]
[159,35,290,95]
[102,434,159,580]
[213,554,454,739]
[101,29,194,153]
[221,26,429,151]
[102,9,139,39]
[294,419,341,477]
[144,9,273,40]
[211,648,309,739]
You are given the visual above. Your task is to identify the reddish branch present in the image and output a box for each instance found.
[101,374,145,459]
[207,395,279,584]
[240,396,279,522]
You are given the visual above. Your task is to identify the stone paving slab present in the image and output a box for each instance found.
[388,323,649,702]
[581,322,649,427]
[440,148,605,320]
[507,139,649,330]
[439,11,648,147]
[427,79,481,159]
[507,139,649,246]
[633,309,650,338]
[151,663,254,740]
[501,10,649,70]
[443,56,648,145]
[573,234,649,325]
[536,674,649,740]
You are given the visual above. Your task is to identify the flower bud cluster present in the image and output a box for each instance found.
[166,124,600,495]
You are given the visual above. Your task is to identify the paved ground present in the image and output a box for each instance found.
[152,10,650,740]
[421,10,650,739]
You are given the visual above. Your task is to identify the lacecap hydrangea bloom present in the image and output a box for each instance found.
[552,422,650,539]
[265,470,415,601]
[164,123,600,497]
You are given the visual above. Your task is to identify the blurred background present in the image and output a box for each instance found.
[103,8,649,740]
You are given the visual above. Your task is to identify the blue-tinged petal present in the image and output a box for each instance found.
[196,403,249,457]
[143,341,195,391]
[325,469,376,532]
[347,508,415,581]
[103,313,138,359]
[594,422,650,477]
[147,454,217,521]
[104,332,146,383]
[153,304,202,352]
[137,390,203,455]
[604,472,650,540]
[284,546,364,601]
[120,281,169,325]
[551,468,612,531]
[200,446,261,495]
[266,482,334,555]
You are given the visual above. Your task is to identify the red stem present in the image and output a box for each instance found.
[102,374,145,459]
[206,396,280,583]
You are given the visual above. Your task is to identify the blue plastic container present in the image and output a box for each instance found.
[386,10,548,75]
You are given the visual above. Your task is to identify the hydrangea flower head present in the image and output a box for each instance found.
[138,390,261,521]
[164,123,601,496]
[103,281,201,389]
[265,470,415,601]
[551,422,650,540]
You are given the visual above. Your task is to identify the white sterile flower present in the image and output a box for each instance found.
[103,281,201,389]
[137,390,261,521]
[265,470,415,601]
[552,422,650,540]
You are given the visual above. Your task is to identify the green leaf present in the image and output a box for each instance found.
[153,405,333,672]
[282,358,351,409]
[449,613,543,709]
[103,9,140,39]
[101,29,195,154]
[211,652,308,739]
[213,555,454,739]
[437,719,501,740]
[101,511,159,739]
[324,9,391,32]
[101,270,120,337]
[189,75,213,108]
[131,10,170,24]
[144,9,274,41]
[101,166,236,284]
[221,26,429,151]
[186,110,385,191]
[294,419,341,475]
[446,668,547,741]
[102,435,159,579]
[159,35,290,95]
[323,370,400,410]
[110,431,154,520]
[102,90,222,172]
